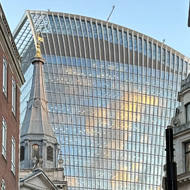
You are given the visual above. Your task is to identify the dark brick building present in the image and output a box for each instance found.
[0,4,24,190]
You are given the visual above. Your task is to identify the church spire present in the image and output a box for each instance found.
[20,33,58,169]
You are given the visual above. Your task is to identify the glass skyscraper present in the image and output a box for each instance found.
[14,10,189,190]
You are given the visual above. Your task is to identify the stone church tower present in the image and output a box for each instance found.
[20,56,59,169]
[20,35,67,190]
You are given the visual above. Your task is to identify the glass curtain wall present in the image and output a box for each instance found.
[14,11,189,190]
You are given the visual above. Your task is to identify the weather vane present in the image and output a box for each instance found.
[36,32,44,57]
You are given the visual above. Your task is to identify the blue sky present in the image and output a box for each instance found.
[1,0,190,57]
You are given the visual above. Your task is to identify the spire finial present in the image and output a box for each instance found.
[36,32,44,57]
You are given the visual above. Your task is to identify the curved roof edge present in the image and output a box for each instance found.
[14,9,190,61]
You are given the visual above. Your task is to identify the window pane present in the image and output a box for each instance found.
[134,36,137,51]
[119,30,123,45]
[113,28,118,44]
[3,56,7,96]
[153,44,156,60]
[65,17,72,35]
[129,34,133,50]
[87,21,92,38]
[158,46,161,61]
[167,51,170,66]
[124,32,127,48]
[11,136,16,173]
[92,23,98,38]
[81,20,87,37]
[12,77,16,115]
[71,18,77,35]
[144,40,147,55]
[103,25,108,41]
[76,19,82,36]
[186,152,190,172]
[108,27,113,43]
[139,37,142,53]
[98,24,103,39]
[1,179,6,190]
[162,48,165,64]
[148,42,152,58]
[59,17,67,35]
[2,117,7,158]
[186,142,190,152]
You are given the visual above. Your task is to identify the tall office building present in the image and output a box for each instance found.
[14,10,189,190]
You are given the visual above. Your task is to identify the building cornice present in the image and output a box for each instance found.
[0,3,25,86]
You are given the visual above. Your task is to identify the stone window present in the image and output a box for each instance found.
[185,142,190,172]
[20,146,25,161]
[12,77,16,115]
[186,103,190,123]
[2,117,7,158]
[1,179,5,190]
[2,56,7,97]
[32,144,39,158]
[11,136,16,173]
[47,146,53,161]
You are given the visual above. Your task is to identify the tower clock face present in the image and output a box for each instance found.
[34,99,41,108]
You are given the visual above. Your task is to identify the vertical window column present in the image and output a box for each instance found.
[134,36,137,51]
[129,34,133,50]
[118,30,123,45]
[11,136,16,173]
[144,39,147,55]
[139,37,142,53]
[148,41,152,58]
[3,56,7,96]
[167,51,170,67]
[153,44,156,60]
[158,46,161,62]
[162,48,166,64]
[81,20,87,37]
[186,103,190,123]
[103,25,108,41]
[2,117,7,158]
[12,77,16,115]
[185,142,190,172]
[108,27,113,43]
[1,179,6,190]
[98,24,103,39]
[123,32,128,48]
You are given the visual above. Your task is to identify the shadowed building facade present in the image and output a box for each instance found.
[0,4,25,190]
[14,10,190,190]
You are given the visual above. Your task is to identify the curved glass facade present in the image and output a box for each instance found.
[14,10,189,190]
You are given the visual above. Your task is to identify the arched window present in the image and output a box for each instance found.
[20,146,25,161]
[47,146,53,161]
[32,144,39,158]
[1,179,5,190]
